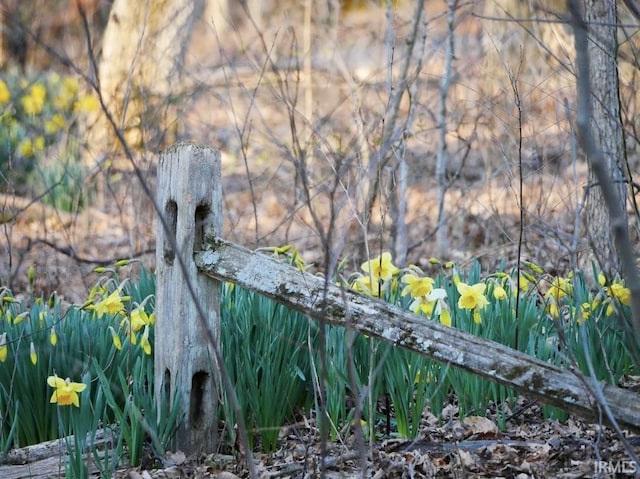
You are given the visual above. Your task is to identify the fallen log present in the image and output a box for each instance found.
[195,238,640,432]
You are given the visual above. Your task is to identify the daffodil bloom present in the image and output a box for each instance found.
[427,288,448,302]
[73,94,99,112]
[361,252,399,282]
[518,273,531,292]
[140,325,151,355]
[546,300,560,318]
[50,326,58,346]
[0,78,10,104]
[33,135,45,153]
[456,281,489,310]
[410,296,435,316]
[598,272,607,287]
[353,275,382,297]
[545,277,572,301]
[30,342,37,365]
[47,375,87,407]
[129,307,150,332]
[93,289,128,317]
[608,282,631,306]
[401,274,434,298]
[109,326,122,350]
[427,288,451,326]
[18,138,34,157]
[473,310,482,324]
[44,113,66,135]
[0,333,7,362]
[578,302,592,324]
[13,311,28,325]
[493,284,507,301]
[439,308,452,327]
[21,84,46,115]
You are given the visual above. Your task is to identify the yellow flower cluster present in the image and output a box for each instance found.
[86,282,155,355]
[0,72,100,163]
[21,83,47,115]
[352,252,453,326]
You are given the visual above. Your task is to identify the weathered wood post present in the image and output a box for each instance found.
[155,142,221,454]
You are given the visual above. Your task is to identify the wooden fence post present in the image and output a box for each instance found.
[155,142,221,454]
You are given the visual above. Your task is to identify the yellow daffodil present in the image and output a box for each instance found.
[47,375,87,407]
[30,342,37,365]
[34,135,45,152]
[410,296,435,316]
[545,276,572,302]
[129,307,150,332]
[353,275,382,297]
[62,76,79,96]
[93,289,128,317]
[578,302,592,325]
[517,273,531,292]
[401,273,434,298]
[44,113,66,135]
[140,325,151,355]
[0,79,10,104]
[609,282,631,306]
[109,326,122,350]
[440,308,452,327]
[361,252,399,282]
[547,300,560,318]
[493,284,507,301]
[0,333,7,362]
[50,326,58,346]
[427,288,451,326]
[73,94,99,112]
[21,84,46,115]
[456,281,489,310]
[18,138,34,157]
[598,272,607,287]
[13,311,28,325]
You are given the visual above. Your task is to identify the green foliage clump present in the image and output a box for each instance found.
[0,70,98,211]
[0,263,179,476]
[1,247,637,470]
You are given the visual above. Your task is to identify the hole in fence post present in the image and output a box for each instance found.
[163,369,171,405]
[164,200,178,265]
[194,202,211,253]
[190,371,209,428]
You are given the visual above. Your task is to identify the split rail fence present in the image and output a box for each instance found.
[156,143,640,455]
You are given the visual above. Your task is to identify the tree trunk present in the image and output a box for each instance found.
[583,0,627,274]
[85,0,204,166]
